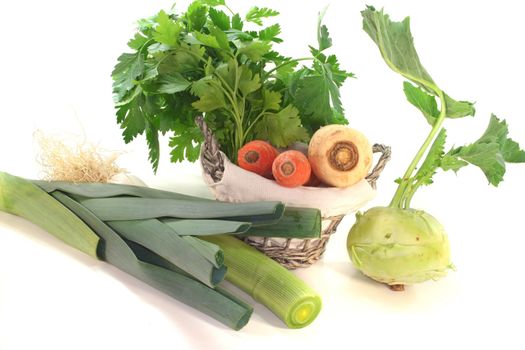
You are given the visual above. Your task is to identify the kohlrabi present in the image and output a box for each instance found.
[347,7,525,290]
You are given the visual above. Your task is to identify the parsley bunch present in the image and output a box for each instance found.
[112,1,353,172]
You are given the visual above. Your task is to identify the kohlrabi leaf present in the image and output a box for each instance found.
[362,6,474,120]
[362,6,436,92]
[403,82,439,125]
[476,115,525,162]
[412,128,447,186]
[443,94,476,119]
[441,115,525,185]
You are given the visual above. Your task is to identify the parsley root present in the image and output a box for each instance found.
[238,141,278,178]
[308,125,373,188]
[272,151,311,188]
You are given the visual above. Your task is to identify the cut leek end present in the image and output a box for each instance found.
[286,295,322,329]
[234,308,253,331]
[211,265,228,286]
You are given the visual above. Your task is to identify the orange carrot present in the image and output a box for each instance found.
[238,140,278,178]
[272,150,311,188]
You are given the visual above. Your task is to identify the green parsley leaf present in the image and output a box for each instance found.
[237,40,272,61]
[153,10,183,47]
[208,25,230,51]
[199,0,225,7]
[145,121,160,172]
[185,2,208,31]
[254,105,309,147]
[169,123,203,163]
[209,7,230,31]
[231,14,243,30]
[317,8,332,51]
[127,33,150,50]
[157,73,191,94]
[238,66,261,96]
[258,24,282,43]
[116,93,146,143]
[262,89,282,111]
[112,52,144,100]
[191,77,227,112]
[191,31,221,49]
[245,7,279,26]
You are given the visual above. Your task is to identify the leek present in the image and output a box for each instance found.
[51,191,252,330]
[242,207,321,239]
[107,219,225,287]
[0,172,99,257]
[202,235,323,329]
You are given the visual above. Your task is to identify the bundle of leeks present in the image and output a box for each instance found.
[0,171,323,330]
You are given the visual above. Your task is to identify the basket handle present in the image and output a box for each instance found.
[366,144,391,189]
[196,116,391,188]
[197,116,225,183]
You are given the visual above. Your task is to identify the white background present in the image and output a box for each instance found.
[1,1,525,349]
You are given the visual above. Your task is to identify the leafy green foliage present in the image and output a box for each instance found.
[112,1,352,172]
[153,10,183,47]
[441,115,525,185]
[362,6,474,121]
[409,128,447,193]
[363,7,523,208]
[208,8,230,31]
[317,8,332,51]
[245,7,279,26]
[403,82,439,125]
[259,24,282,43]
[253,105,309,147]
[283,13,354,134]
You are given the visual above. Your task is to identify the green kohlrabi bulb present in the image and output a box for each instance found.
[347,207,452,286]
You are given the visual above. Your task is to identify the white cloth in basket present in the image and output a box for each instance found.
[202,152,376,218]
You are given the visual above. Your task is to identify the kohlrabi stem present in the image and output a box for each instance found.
[389,90,447,208]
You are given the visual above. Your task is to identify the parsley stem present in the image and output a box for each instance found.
[264,57,313,77]
[390,90,447,208]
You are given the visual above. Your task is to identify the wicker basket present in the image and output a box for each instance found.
[196,116,391,269]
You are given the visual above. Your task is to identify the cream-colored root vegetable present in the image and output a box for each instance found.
[308,125,373,188]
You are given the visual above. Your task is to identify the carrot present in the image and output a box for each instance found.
[272,150,311,188]
[308,125,373,188]
[238,140,278,178]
